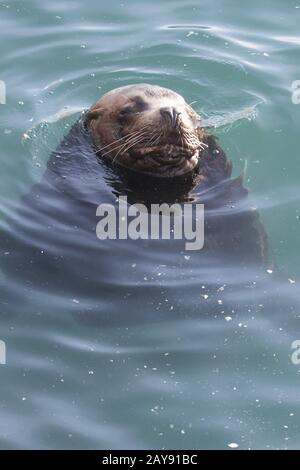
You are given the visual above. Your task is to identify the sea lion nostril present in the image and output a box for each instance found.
[160,107,180,129]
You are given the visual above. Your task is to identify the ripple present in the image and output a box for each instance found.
[1,0,300,451]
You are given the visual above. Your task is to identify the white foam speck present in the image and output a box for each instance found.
[228,442,239,449]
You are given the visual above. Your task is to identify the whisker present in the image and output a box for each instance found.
[112,133,148,163]
[99,126,148,153]
[118,133,148,154]
[98,133,136,152]
[145,131,158,147]
[118,131,148,153]
[151,132,163,147]
[101,129,148,157]
[199,141,208,150]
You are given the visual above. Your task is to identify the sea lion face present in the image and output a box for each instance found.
[86,84,207,177]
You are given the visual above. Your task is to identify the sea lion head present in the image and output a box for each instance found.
[86,84,207,177]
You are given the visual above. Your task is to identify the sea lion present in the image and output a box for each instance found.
[0,84,272,326]
[86,84,211,178]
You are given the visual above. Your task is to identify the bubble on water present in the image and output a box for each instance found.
[186,31,198,37]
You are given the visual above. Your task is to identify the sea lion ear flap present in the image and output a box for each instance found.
[84,108,104,126]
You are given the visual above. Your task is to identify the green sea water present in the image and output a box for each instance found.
[0,0,300,450]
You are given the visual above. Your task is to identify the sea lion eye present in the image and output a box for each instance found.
[132,96,148,111]
[119,97,148,117]
[119,105,135,116]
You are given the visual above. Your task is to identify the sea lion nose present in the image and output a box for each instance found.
[160,107,181,129]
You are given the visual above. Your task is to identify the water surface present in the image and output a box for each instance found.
[0,0,300,450]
